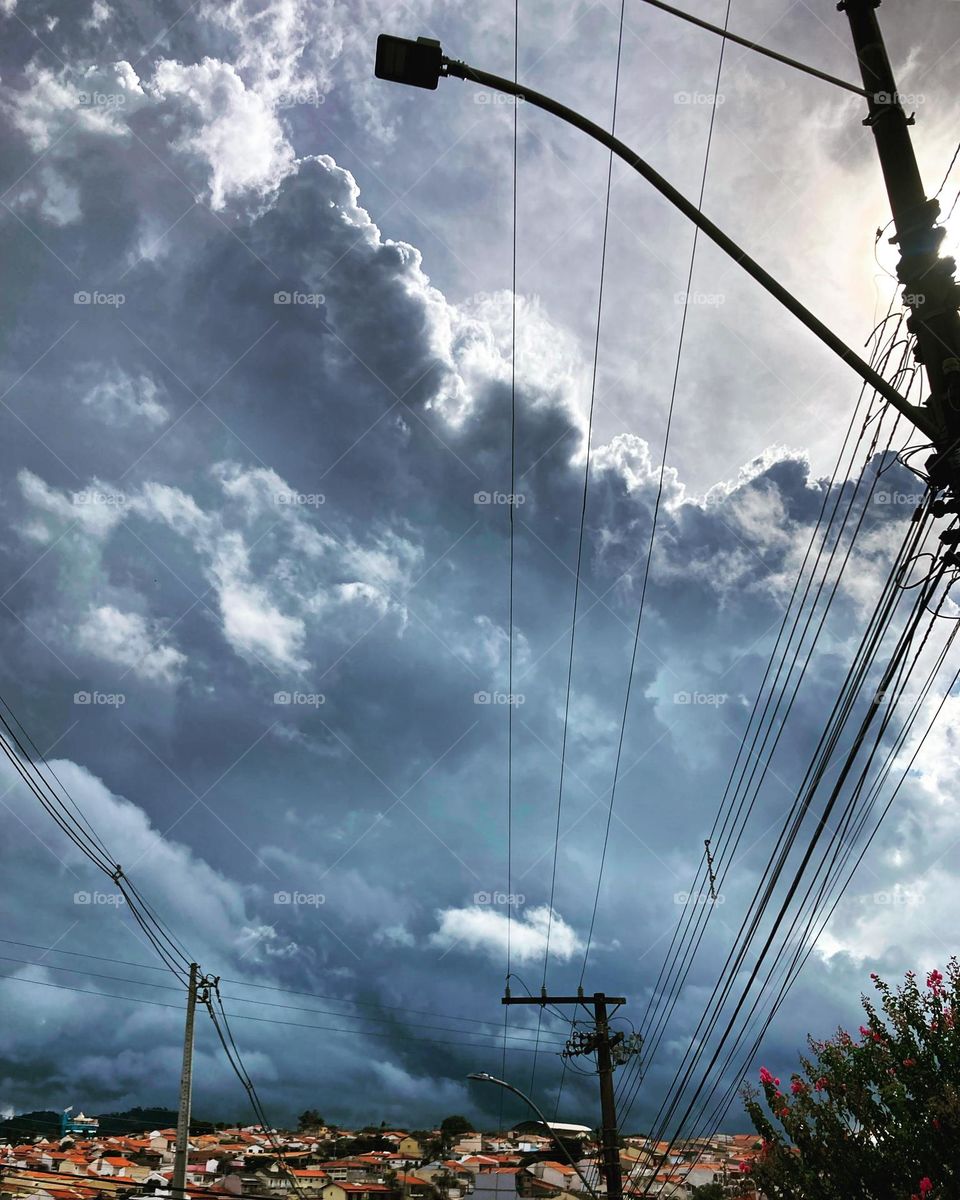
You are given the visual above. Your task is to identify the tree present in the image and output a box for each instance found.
[741,962,960,1199]
[439,1116,472,1140]
[297,1110,324,1132]
[690,1186,726,1200]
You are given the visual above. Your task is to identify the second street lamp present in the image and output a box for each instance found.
[466,1072,600,1200]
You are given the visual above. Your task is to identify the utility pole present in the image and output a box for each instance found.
[502,989,636,1200]
[840,0,960,487]
[591,996,622,1200]
[173,963,200,1200]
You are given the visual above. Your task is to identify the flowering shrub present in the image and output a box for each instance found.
[741,962,960,1198]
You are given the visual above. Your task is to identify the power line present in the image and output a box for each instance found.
[534,0,629,1098]
[616,304,916,1115]
[0,971,567,1053]
[0,953,567,1046]
[0,937,552,1034]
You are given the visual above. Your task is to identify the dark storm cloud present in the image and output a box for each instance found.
[0,0,958,1134]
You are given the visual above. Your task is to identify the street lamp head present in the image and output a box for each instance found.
[375,35,444,89]
[467,1072,494,1082]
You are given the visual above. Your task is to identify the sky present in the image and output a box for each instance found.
[1,0,960,1136]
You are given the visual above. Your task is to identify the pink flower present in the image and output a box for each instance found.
[928,970,944,994]
[815,1077,828,1092]
[903,1058,917,1067]
[791,1080,806,1095]
[759,1066,774,1085]
[919,1178,933,1197]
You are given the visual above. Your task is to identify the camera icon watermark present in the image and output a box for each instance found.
[473,890,525,906]
[874,491,925,506]
[674,891,724,906]
[474,491,525,506]
[274,890,325,906]
[474,691,525,706]
[74,890,125,906]
[674,91,724,105]
[873,90,925,107]
[473,92,524,105]
[276,88,326,108]
[274,290,325,307]
[74,290,125,307]
[74,489,126,508]
[673,691,727,706]
[274,691,325,707]
[74,691,126,707]
[275,491,325,507]
[77,91,126,109]
[868,889,924,907]
[674,291,725,307]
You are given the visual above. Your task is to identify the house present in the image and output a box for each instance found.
[396,1140,422,1162]
[412,1161,473,1198]
[288,1170,331,1196]
[526,1163,578,1192]
[320,1161,383,1184]
[321,1183,397,1200]
[393,1174,431,1199]
[449,1138,482,1157]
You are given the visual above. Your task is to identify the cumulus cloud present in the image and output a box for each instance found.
[429,904,585,965]
[79,368,169,427]
[150,58,296,209]
[1,0,958,1130]
[75,604,186,683]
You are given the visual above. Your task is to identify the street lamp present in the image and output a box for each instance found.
[466,1072,599,1200]
[373,33,937,444]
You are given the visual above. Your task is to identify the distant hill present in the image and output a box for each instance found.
[0,1107,222,1141]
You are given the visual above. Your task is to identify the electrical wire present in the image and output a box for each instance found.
[616,303,906,1116]
[532,0,629,1099]
[629,507,949,1176]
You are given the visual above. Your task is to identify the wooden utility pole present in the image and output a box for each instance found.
[840,0,960,486]
[502,989,634,1200]
[173,963,200,1199]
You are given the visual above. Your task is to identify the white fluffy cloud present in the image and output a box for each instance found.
[150,58,296,209]
[79,368,169,428]
[76,604,186,683]
[429,904,584,964]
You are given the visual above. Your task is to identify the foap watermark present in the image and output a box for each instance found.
[674,91,725,105]
[473,92,525,105]
[275,490,325,507]
[674,890,725,906]
[274,690,326,707]
[74,890,125,906]
[474,690,525,706]
[873,90,925,107]
[74,290,125,307]
[474,490,525,506]
[77,90,126,109]
[674,290,725,307]
[274,890,325,906]
[274,290,325,307]
[473,890,525,906]
[276,87,326,108]
[673,690,727,707]
[865,888,924,907]
[874,490,926,506]
[74,489,126,508]
[74,690,125,707]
